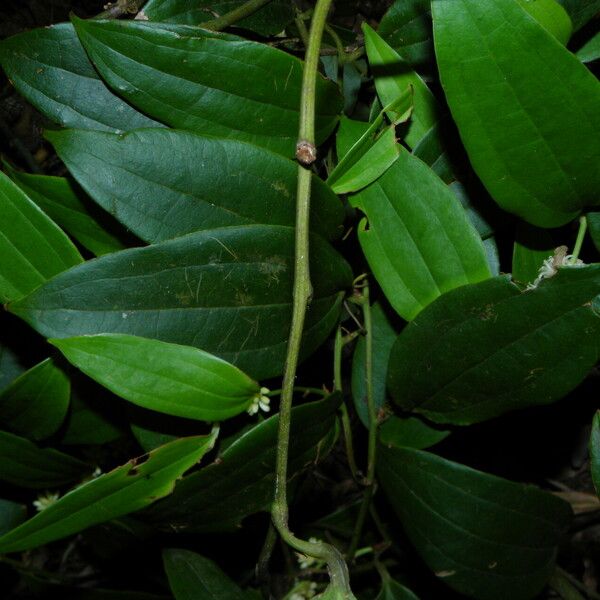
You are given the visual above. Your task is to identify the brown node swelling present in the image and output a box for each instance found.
[296,140,317,165]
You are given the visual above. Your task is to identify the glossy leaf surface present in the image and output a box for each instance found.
[351,149,491,321]
[47,128,343,243]
[0,434,215,553]
[52,334,261,422]
[388,267,600,425]
[0,171,82,303]
[433,0,600,227]
[0,23,159,132]
[10,225,351,380]
[516,0,572,44]
[379,416,449,451]
[72,18,341,157]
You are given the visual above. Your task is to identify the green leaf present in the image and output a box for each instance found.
[143,0,294,37]
[557,0,600,30]
[577,30,600,63]
[163,548,246,600]
[379,416,449,451]
[0,171,82,303]
[52,334,261,422]
[46,128,343,243]
[351,149,491,321]
[0,23,160,132]
[4,164,131,257]
[432,0,600,227]
[0,430,90,489]
[0,434,215,554]
[363,23,439,148]
[516,0,573,44]
[0,499,26,536]
[376,579,420,600]
[0,357,70,441]
[144,395,340,532]
[388,266,600,425]
[9,225,351,381]
[588,212,600,253]
[512,223,555,285]
[335,117,370,159]
[0,342,26,393]
[378,445,572,600]
[71,18,341,157]
[591,412,600,497]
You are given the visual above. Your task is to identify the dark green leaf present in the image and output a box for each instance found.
[379,416,449,451]
[0,357,70,441]
[335,117,370,159]
[589,212,600,253]
[10,225,351,380]
[0,499,26,536]
[591,412,600,497]
[163,548,246,600]
[0,429,90,489]
[388,267,600,425]
[0,23,160,132]
[46,128,343,243]
[0,434,215,553]
[376,579,420,600]
[0,171,82,303]
[144,395,340,532]
[433,0,600,227]
[71,18,341,157]
[516,0,572,44]
[351,149,491,321]
[143,0,294,36]
[52,334,261,421]
[378,445,572,600]
[576,31,600,63]
[512,223,555,285]
[557,0,600,30]
[0,343,26,393]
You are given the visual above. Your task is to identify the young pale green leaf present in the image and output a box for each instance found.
[51,334,261,422]
[379,416,449,451]
[0,430,90,489]
[71,18,341,157]
[351,149,491,321]
[375,579,420,600]
[0,171,82,303]
[0,357,70,441]
[9,225,351,381]
[4,164,130,256]
[516,0,572,44]
[144,395,340,532]
[433,0,600,227]
[362,23,439,148]
[388,266,600,425]
[512,223,555,285]
[577,31,600,63]
[0,434,215,554]
[0,499,26,536]
[591,412,600,497]
[163,548,246,600]
[46,128,343,243]
[0,23,160,132]
[557,0,600,30]
[143,0,294,36]
[378,445,572,600]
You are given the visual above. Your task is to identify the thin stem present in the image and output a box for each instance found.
[255,521,277,588]
[324,23,345,61]
[549,569,586,600]
[95,0,144,19]
[572,216,588,260]
[265,386,327,398]
[555,567,600,600]
[202,0,274,31]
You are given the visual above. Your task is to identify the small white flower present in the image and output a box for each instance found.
[33,491,60,512]
[526,246,584,290]
[295,538,322,570]
[247,387,271,415]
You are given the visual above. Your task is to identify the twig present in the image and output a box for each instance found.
[203,0,274,31]
[95,0,144,19]
[572,216,588,260]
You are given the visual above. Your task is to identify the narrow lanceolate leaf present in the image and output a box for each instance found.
[363,23,439,148]
[0,434,215,554]
[378,445,572,600]
[0,357,70,441]
[143,0,294,37]
[0,430,90,489]
[591,412,600,497]
[0,171,82,303]
[51,334,261,422]
[0,23,160,132]
[71,18,342,157]
[433,0,600,227]
[388,266,600,425]
[512,223,555,285]
[144,395,340,532]
[9,226,351,381]
[351,149,491,321]
[163,549,246,600]
[4,164,130,256]
[47,128,343,243]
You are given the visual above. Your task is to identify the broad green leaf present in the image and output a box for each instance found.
[512,223,555,285]
[0,499,26,536]
[144,395,340,532]
[163,548,246,600]
[557,0,600,30]
[378,445,572,600]
[388,266,600,425]
[4,164,130,257]
[0,357,70,441]
[0,434,215,553]
[143,0,294,36]
[52,334,261,422]
[72,18,342,157]
[0,430,90,488]
[432,0,600,227]
[9,225,351,381]
[516,0,573,44]
[379,416,449,451]
[376,579,420,600]
[351,149,491,321]
[0,172,82,303]
[46,128,343,243]
[0,23,160,132]
[589,212,600,253]
[363,23,439,147]
[591,412,600,497]
[577,31,600,63]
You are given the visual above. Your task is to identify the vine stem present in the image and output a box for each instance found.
[271,0,354,596]
[203,0,274,31]
[572,216,588,260]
